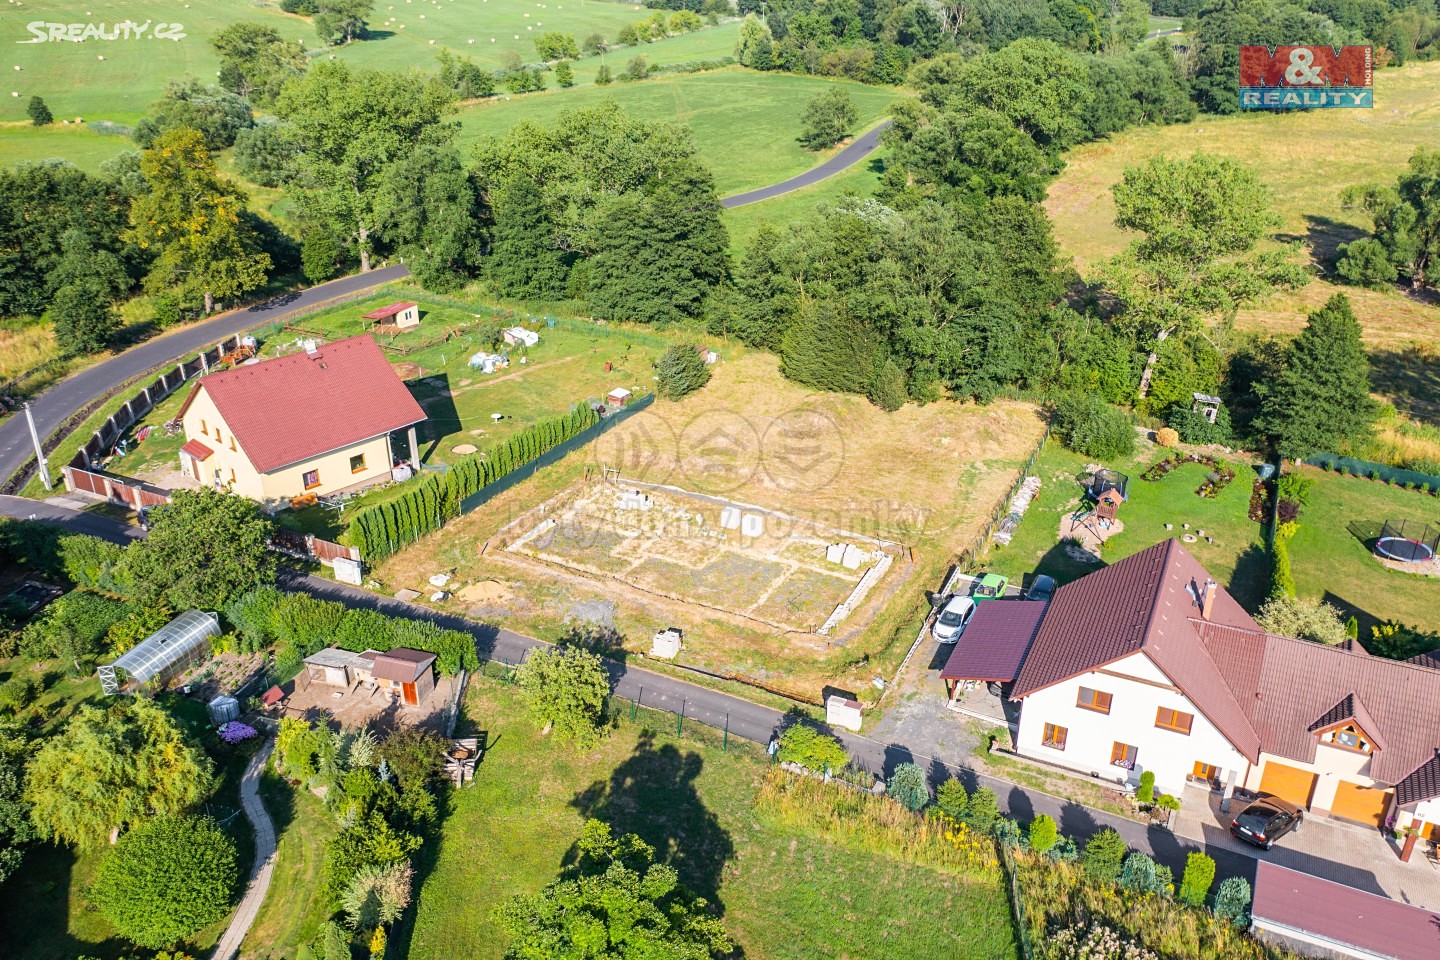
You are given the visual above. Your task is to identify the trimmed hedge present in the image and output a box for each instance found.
[347,405,601,561]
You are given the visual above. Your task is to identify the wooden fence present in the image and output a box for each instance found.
[63,466,171,510]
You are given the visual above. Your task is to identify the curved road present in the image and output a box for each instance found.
[0,264,411,490]
[211,738,277,960]
[721,120,893,209]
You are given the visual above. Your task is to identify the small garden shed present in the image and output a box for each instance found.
[362,301,420,330]
[98,610,220,696]
[372,648,437,706]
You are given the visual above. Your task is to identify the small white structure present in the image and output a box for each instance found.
[607,387,633,407]
[469,351,508,373]
[618,490,652,511]
[826,695,863,732]
[741,513,764,538]
[207,695,240,726]
[825,543,847,564]
[503,327,540,347]
[333,556,363,585]
[719,506,741,530]
[841,544,866,570]
[651,628,683,659]
[429,572,451,587]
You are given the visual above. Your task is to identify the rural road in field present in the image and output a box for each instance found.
[720,120,893,208]
[0,494,1260,889]
[0,264,412,491]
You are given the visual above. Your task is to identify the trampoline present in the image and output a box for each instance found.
[1374,520,1440,564]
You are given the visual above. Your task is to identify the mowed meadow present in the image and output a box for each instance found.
[1045,59,1440,346]
[0,0,740,123]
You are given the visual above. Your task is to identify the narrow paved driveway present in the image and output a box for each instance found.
[211,738,277,960]
[720,120,892,208]
[1,496,1256,888]
[0,264,411,489]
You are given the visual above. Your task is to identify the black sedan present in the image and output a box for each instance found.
[1230,796,1304,850]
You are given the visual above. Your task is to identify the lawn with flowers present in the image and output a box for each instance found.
[396,676,1017,960]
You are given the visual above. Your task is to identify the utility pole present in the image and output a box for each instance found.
[24,402,52,491]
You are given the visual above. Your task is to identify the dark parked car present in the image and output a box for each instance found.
[1230,796,1304,849]
[1025,574,1056,603]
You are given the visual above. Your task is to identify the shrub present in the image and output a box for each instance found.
[90,816,238,949]
[1257,593,1348,644]
[1137,770,1155,805]
[935,778,969,820]
[776,724,848,773]
[1051,921,1162,960]
[1119,852,1172,896]
[653,344,711,401]
[1166,404,1232,445]
[1082,828,1127,882]
[341,860,413,931]
[514,645,610,746]
[1052,393,1135,461]
[887,762,929,812]
[1268,539,1296,600]
[0,674,39,713]
[1028,814,1058,853]
[963,786,1000,834]
[1179,851,1216,906]
[26,95,52,126]
[1157,794,1180,811]
[1276,473,1312,506]
[1213,876,1252,927]
[1155,427,1179,447]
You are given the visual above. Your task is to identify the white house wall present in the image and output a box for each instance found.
[1015,651,1251,797]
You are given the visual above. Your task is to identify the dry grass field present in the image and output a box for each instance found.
[372,352,1046,699]
[1045,59,1440,346]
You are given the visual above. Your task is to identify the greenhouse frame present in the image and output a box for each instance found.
[98,610,220,696]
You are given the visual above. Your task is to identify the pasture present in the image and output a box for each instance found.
[0,0,738,123]
[457,69,899,196]
[1044,59,1440,347]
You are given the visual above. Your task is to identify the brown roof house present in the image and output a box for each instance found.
[176,335,425,505]
[1008,539,1440,838]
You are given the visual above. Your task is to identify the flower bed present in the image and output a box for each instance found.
[1142,454,1237,498]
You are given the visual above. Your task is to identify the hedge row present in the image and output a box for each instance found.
[347,405,600,561]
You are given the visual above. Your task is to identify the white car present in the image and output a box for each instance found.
[933,595,977,643]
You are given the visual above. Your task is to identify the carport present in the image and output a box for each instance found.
[941,600,1047,725]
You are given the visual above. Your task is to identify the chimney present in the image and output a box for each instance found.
[1201,578,1217,620]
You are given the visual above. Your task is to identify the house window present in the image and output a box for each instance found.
[1155,707,1194,735]
[1111,742,1138,770]
[350,453,367,474]
[1042,723,1068,751]
[303,469,321,490]
[1327,724,1371,753]
[1076,687,1112,714]
[1192,761,1218,782]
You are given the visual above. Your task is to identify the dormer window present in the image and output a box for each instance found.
[1322,723,1372,754]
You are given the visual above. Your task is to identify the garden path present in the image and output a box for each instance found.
[211,738,277,960]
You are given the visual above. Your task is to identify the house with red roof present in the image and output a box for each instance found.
[176,335,426,505]
[999,539,1440,844]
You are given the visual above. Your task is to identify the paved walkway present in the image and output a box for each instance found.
[0,264,411,490]
[211,738,277,960]
[720,120,892,208]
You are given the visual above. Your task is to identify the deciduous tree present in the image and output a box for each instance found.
[91,816,237,949]
[515,645,610,745]
[25,699,216,850]
[495,820,732,959]
[799,87,858,150]
[375,144,484,291]
[119,487,276,611]
[26,95,52,126]
[276,62,456,272]
[1339,148,1440,293]
[212,22,308,105]
[127,128,271,314]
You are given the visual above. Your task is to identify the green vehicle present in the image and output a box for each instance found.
[971,573,1010,600]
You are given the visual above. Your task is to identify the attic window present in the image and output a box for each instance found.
[1324,723,1372,754]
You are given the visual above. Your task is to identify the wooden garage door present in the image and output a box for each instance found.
[1260,761,1317,807]
[1331,781,1391,827]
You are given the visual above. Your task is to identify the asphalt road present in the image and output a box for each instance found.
[0,494,1258,887]
[0,264,411,490]
[720,120,893,209]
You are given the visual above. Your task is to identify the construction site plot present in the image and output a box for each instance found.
[503,482,900,636]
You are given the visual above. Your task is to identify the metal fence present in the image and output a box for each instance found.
[1304,452,1440,492]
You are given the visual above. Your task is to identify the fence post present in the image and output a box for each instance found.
[677,699,685,735]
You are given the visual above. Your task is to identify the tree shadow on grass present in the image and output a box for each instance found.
[1299,215,1369,275]
[1367,347,1440,422]
[569,733,735,912]
[1227,543,1272,613]
[386,785,453,960]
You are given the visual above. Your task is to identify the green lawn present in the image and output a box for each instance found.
[983,440,1270,609]
[240,771,339,960]
[723,145,888,254]
[456,69,900,196]
[0,123,135,172]
[399,676,1016,960]
[1286,465,1440,634]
